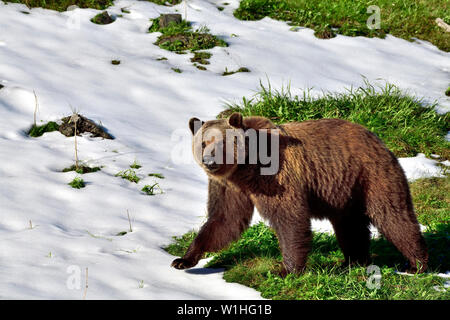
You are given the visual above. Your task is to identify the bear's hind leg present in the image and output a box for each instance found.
[330,213,371,266]
[370,210,428,273]
[366,191,428,273]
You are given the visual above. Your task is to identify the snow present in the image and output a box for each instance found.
[0,0,448,299]
[399,153,448,181]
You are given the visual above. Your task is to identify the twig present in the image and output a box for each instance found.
[33,90,39,127]
[70,112,80,170]
[127,210,133,233]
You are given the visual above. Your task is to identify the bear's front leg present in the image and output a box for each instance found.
[171,178,254,270]
[272,215,312,275]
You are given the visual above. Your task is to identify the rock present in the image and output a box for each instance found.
[91,11,115,25]
[159,14,182,28]
[59,114,113,139]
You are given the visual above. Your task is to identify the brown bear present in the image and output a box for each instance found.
[171,113,428,274]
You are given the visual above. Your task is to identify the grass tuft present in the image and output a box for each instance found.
[28,121,60,137]
[62,165,101,174]
[221,81,450,160]
[115,169,140,183]
[148,173,165,179]
[222,67,251,76]
[149,17,227,53]
[68,176,85,189]
[141,183,163,195]
[190,51,212,65]
[130,160,142,169]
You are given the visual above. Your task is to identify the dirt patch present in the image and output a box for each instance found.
[314,26,336,39]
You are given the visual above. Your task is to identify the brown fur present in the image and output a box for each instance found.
[171,114,428,274]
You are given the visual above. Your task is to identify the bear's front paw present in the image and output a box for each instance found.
[171,258,196,270]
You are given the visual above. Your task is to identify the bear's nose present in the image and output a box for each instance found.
[203,155,219,171]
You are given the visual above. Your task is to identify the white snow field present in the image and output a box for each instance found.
[0,0,448,299]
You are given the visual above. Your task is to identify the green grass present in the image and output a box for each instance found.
[195,64,207,71]
[411,176,450,229]
[28,121,60,137]
[171,67,182,73]
[6,0,113,11]
[233,0,450,52]
[148,173,165,179]
[141,183,163,195]
[130,160,142,169]
[149,17,227,53]
[62,164,101,174]
[221,81,450,160]
[68,176,85,189]
[115,169,140,183]
[190,51,212,65]
[166,214,449,300]
[146,0,181,5]
[446,87,450,97]
[222,67,251,76]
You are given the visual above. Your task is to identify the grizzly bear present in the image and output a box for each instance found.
[171,113,428,274]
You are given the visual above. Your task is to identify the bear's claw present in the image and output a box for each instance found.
[171,258,195,270]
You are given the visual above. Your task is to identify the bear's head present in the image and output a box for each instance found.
[189,113,247,178]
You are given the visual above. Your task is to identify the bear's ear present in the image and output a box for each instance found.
[228,112,244,129]
[189,117,204,135]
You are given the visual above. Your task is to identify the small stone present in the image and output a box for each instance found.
[159,14,182,28]
[91,11,115,25]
